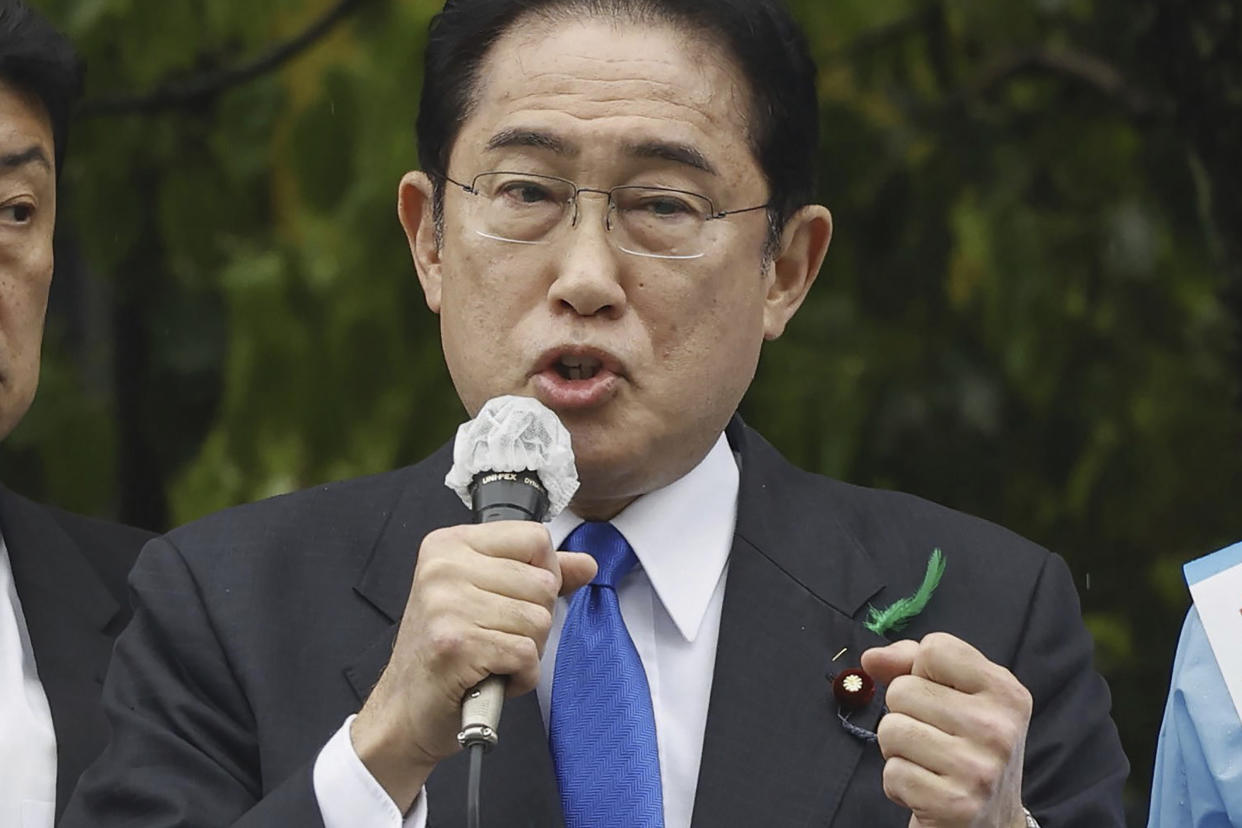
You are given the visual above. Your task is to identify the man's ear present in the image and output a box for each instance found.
[763,204,833,340]
[397,170,442,313]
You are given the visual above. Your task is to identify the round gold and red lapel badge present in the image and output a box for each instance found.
[832,667,876,710]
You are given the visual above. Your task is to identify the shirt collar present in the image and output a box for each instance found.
[549,432,738,642]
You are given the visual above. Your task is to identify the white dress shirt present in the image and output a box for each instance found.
[315,432,739,827]
[0,530,59,828]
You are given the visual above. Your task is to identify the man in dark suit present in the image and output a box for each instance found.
[65,1,1128,826]
[0,489,152,819]
[0,2,154,824]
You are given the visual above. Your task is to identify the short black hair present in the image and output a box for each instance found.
[417,0,819,256]
[0,0,83,173]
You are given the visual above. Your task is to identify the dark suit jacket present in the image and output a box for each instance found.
[0,486,152,820]
[63,420,1128,827]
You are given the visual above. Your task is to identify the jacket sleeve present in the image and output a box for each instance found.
[1012,552,1129,827]
[59,536,327,828]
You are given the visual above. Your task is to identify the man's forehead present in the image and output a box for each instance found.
[485,15,739,108]
[454,15,756,173]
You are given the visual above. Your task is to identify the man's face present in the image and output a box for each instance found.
[404,16,827,517]
[0,79,55,440]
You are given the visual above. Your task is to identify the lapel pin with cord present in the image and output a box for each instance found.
[828,549,947,742]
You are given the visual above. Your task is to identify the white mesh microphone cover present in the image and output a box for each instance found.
[444,395,579,517]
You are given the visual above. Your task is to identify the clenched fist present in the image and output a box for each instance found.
[862,633,1033,828]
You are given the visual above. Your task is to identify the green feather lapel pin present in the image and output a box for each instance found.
[864,548,947,637]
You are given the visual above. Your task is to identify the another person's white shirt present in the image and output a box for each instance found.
[0,530,59,828]
[314,432,739,827]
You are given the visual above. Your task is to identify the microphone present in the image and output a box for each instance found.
[444,395,578,751]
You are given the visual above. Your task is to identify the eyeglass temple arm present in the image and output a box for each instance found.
[441,174,477,194]
[709,202,771,221]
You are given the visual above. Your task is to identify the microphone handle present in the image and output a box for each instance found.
[458,471,550,751]
[459,675,507,750]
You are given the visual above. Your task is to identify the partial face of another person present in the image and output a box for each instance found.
[0,78,55,440]
[402,14,828,517]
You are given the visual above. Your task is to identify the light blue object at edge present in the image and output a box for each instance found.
[1184,540,1242,586]
[1148,539,1242,828]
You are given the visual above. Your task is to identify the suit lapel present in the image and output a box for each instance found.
[0,487,125,814]
[344,443,467,704]
[691,421,890,827]
[342,445,563,828]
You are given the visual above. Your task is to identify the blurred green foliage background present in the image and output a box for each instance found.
[3,0,1240,822]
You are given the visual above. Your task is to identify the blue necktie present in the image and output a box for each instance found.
[549,521,665,828]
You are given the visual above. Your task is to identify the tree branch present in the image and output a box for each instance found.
[820,5,942,65]
[961,47,1169,120]
[79,0,373,118]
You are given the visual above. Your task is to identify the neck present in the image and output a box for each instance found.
[567,494,637,522]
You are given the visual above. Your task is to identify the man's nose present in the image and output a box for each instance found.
[546,193,626,318]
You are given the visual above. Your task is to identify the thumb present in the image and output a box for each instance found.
[557,551,597,595]
[861,639,919,686]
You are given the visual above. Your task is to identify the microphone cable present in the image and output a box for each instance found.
[467,742,484,828]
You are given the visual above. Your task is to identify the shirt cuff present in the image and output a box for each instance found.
[313,715,429,828]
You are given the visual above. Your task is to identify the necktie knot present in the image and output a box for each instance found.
[563,521,637,589]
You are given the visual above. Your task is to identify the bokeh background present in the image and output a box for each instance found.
[6,0,1241,822]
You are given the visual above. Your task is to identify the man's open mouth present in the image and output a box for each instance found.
[555,354,603,381]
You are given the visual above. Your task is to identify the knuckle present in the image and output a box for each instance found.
[946,786,981,822]
[975,716,1007,752]
[875,717,899,758]
[537,583,560,611]
[920,631,954,657]
[490,634,539,678]
[880,759,900,798]
[511,601,550,636]
[519,521,552,543]
[515,635,540,666]
[876,711,910,743]
[414,554,456,584]
[526,603,553,634]
[962,754,1001,799]
[532,567,560,601]
[425,524,468,549]
[999,716,1024,748]
[508,666,539,697]
[979,713,1022,754]
[1006,678,1034,715]
[880,759,909,805]
[884,675,917,710]
[425,621,467,662]
[509,522,551,555]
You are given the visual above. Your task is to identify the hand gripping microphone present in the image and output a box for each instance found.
[444,395,578,751]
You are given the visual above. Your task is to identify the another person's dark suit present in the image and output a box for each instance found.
[0,485,152,818]
[63,419,1127,827]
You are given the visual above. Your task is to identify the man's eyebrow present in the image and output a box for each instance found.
[1,145,52,172]
[484,128,578,156]
[481,131,717,175]
[623,140,717,175]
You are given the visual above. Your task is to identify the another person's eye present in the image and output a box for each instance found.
[0,203,35,224]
